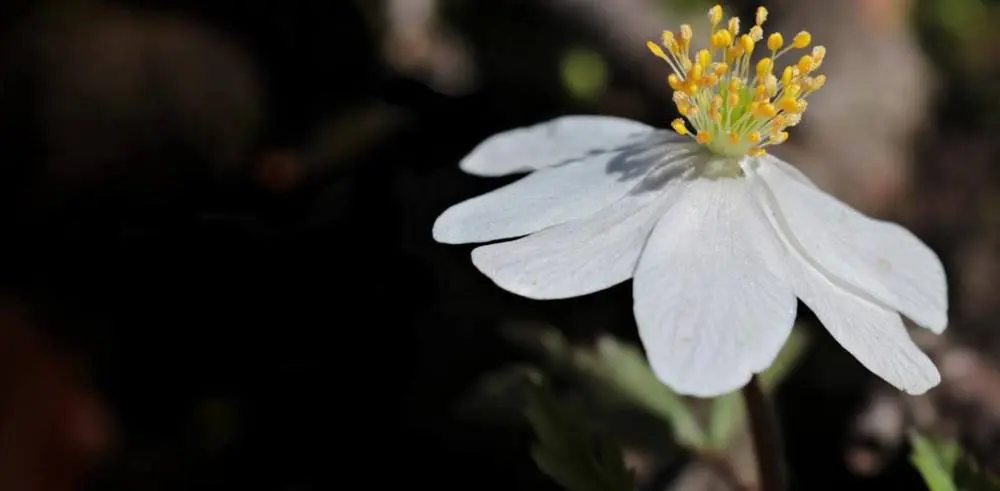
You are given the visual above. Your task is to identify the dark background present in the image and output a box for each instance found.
[0,0,996,490]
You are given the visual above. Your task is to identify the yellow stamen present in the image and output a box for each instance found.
[797,55,815,73]
[711,30,733,50]
[697,49,712,69]
[728,17,740,35]
[767,33,783,51]
[792,31,812,49]
[671,118,689,135]
[709,5,723,26]
[755,7,768,26]
[647,41,668,61]
[645,5,826,158]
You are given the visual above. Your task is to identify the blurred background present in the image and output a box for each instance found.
[0,0,998,490]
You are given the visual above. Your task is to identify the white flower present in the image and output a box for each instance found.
[432,6,948,397]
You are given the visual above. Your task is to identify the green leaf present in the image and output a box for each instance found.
[586,335,705,448]
[910,432,961,491]
[523,381,635,491]
[759,327,810,390]
[706,392,743,451]
[502,325,706,449]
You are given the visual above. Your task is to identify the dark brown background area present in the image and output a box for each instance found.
[0,0,996,490]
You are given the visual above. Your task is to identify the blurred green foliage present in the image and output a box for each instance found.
[910,432,1000,491]
[559,48,608,103]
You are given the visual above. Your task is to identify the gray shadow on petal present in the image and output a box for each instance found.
[548,128,672,169]
[603,131,703,194]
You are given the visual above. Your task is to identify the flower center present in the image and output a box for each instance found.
[647,5,826,158]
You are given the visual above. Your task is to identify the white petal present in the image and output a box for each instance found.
[764,154,818,188]
[758,159,948,333]
[459,115,655,177]
[471,175,687,300]
[755,188,941,394]
[633,178,797,397]
[433,141,699,244]
[792,265,939,394]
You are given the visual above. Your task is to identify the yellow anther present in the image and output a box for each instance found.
[756,57,773,77]
[809,74,826,91]
[755,6,768,26]
[697,49,712,69]
[726,46,741,63]
[727,92,739,106]
[671,118,689,135]
[696,131,712,144]
[767,33,784,51]
[772,114,786,129]
[728,78,742,93]
[709,5,723,26]
[781,66,795,86]
[672,91,688,104]
[728,17,740,35]
[792,31,812,49]
[678,28,692,53]
[728,132,740,144]
[702,74,719,87]
[784,83,801,98]
[668,74,683,91]
[777,96,800,113]
[647,41,668,61]
[812,45,826,63]
[740,34,755,54]
[753,102,777,118]
[713,62,729,76]
[754,85,769,100]
[784,113,802,127]
[684,81,699,96]
[749,25,764,42]
[797,55,815,73]
[796,99,808,112]
[662,31,679,53]
[748,131,761,143]
[711,30,734,49]
[771,131,789,144]
[748,148,767,157]
[689,63,703,83]
[680,24,693,42]
[764,74,777,94]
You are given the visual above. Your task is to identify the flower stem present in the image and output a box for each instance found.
[742,375,786,491]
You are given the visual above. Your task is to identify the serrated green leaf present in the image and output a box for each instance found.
[910,432,961,491]
[522,381,635,491]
